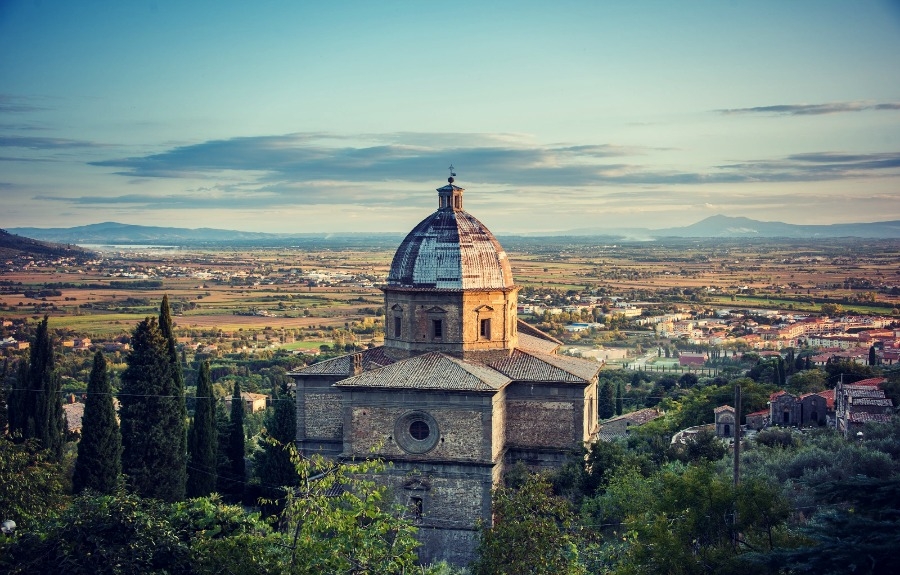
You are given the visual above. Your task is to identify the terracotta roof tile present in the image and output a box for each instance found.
[490,348,600,383]
[289,347,397,377]
[334,352,510,391]
[517,332,561,355]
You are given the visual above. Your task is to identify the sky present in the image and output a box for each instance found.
[2,0,900,235]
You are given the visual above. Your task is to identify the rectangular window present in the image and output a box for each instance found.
[409,496,423,520]
[432,319,443,339]
[394,316,401,338]
[480,318,491,339]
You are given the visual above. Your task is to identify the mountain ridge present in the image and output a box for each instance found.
[8,215,900,245]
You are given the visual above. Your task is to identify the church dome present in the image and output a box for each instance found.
[387,178,514,290]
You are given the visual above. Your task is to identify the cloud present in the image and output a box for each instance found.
[0,136,103,149]
[717,101,900,116]
[42,132,895,214]
[0,94,49,114]
[90,133,653,186]
[717,152,900,181]
[0,155,56,163]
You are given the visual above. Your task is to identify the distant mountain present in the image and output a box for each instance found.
[0,228,94,260]
[654,215,900,238]
[9,215,900,247]
[560,215,900,239]
[9,222,279,244]
[8,222,405,249]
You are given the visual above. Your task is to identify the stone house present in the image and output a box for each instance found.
[291,178,601,566]
[835,378,894,437]
[596,408,662,441]
[769,391,801,426]
[745,409,768,430]
[225,391,269,413]
[768,389,835,428]
[714,405,735,438]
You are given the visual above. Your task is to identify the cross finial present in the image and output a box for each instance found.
[448,164,456,177]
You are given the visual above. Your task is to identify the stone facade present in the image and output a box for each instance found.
[384,287,519,360]
[290,178,601,566]
[714,405,736,438]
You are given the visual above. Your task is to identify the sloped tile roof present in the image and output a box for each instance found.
[517,332,561,355]
[850,377,887,387]
[601,408,662,429]
[516,320,563,346]
[490,348,600,384]
[817,389,835,409]
[849,412,894,423]
[334,351,511,392]
[852,398,893,407]
[289,346,396,376]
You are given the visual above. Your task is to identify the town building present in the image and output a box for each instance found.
[714,405,736,438]
[834,377,894,437]
[225,391,269,413]
[596,408,662,441]
[290,177,601,565]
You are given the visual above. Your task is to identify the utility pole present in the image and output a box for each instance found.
[733,381,742,547]
[733,381,741,486]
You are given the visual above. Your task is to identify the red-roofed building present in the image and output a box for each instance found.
[835,377,894,437]
[746,409,768,430]
[679,352,706,367]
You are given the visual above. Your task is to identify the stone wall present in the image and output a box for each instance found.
[344,390,494,462]
[376,460,492,566]
[295,374,345,456]
[506,399,575,448]
[490,387,507,462]
[382,287,518,358]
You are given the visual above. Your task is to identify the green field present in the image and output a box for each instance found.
[278,341,326,351]
[46,312,147,336]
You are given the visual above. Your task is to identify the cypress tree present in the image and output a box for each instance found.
[869,345,878,366]
[158,295,188,474]
[615,382,623,416]
[221,380,245,500]
[73,351,122,494]
[598,380,615,420]
[254,382,298,512]
[119,317,186,501]
[8,316,64,459]
[187,361,218,498]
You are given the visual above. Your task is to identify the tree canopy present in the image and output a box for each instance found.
[187,360,217,498]
[8,316,64,459]
[73,351,122,494]
[119,316,187,501]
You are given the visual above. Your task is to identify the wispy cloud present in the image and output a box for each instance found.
[90,133,649,186]
[0,94,49,114]
[87,132,900,198]
[717,152,900,180]
[717,100,900,116]
[0,136,103,149]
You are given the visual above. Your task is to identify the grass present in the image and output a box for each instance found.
[46,313,146,336]
[278,341,324,351]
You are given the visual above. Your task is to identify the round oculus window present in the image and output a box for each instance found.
[409,420,430,440]
[394,411,439,454]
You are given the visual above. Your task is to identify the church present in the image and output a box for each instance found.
[291,176,601,564]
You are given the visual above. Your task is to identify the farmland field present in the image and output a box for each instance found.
[2,238,899,348]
